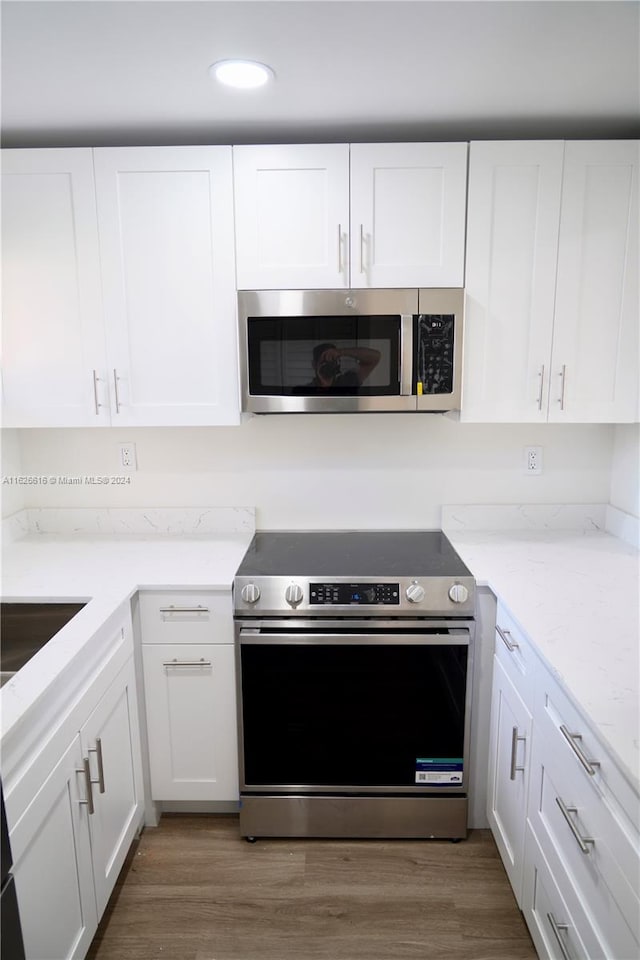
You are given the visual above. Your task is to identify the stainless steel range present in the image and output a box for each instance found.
[233,531,475,840]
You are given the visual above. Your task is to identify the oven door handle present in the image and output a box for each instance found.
[239,630,469,646]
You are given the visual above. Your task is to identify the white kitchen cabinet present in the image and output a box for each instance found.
[463,139,639,423]
[1,148,108,427]
[233,142,467,290]
[139,591,238,802]
[93,146,240,425]
[79,657,144,917]
[9,735,98,960]
[549,140,639,423]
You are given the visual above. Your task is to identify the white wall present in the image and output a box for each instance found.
[609,424,640,518]
[14,418,614,529]
[0,430,25,518]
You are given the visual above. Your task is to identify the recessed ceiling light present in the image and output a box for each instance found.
[210,59,274,90]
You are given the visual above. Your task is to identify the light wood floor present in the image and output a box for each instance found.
[87,815,537,960]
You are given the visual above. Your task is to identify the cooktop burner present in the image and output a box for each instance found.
[234,530,475,617]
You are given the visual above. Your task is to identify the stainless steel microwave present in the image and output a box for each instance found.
[238,289,464,414]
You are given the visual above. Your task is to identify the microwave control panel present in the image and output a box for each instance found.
[414,314,455,395]
[310,583,400,605]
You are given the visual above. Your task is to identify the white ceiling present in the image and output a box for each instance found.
[2,0,639,147]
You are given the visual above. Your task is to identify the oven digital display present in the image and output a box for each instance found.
[309,583,400,605]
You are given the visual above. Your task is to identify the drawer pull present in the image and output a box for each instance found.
[159,605,210,616]
[555,797,595,854]
[163,658,212,667]
[88,737,106,794]
[77,757,95,815]
[559,725,600,776]
[496,624,519,652]
[510,726,526,780]
[547,913,572,960]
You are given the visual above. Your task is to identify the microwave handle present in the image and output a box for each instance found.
[400,314,414,396]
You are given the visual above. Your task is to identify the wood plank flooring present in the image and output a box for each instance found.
[87,816,537,960]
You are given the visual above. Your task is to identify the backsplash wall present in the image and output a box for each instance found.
[10,418,614,529]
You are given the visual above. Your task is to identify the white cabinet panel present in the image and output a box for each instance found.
[350,142,467,287]
[549,140,639,423]
[142,643,238,801]
[94,146,239,425]
[234,144,350,289]
[1,148,108,427]
[463,141,563,421]
[10,735,98,960]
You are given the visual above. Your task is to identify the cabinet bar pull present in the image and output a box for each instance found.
[558,364,566,409]
[496,624,518,652]
[113,369,121,413]
[559,725,600,776]
[510,726,526,780]
[77,757,95,815]
[337,224,343,273]
[555,797,594,854]
[89,738,106,794]
[359,224,365,273]
[546,913,572,960]
[159,606,209,615]
[92,370,102,415]
[162,658,212,667]
[536,365,545,411]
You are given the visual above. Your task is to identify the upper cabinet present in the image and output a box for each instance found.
[1,148,108,427]
[2,146,240,428]
[463,139,638,423]
[233,142,468,290]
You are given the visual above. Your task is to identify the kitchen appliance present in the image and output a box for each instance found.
[238,289,463,413]
[233,531,475,840]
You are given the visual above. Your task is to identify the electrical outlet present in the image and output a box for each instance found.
[118,442,137,473]
[524,446,543,475]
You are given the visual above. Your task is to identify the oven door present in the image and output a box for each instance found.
[237,620,473,795]
[238,289,417,413]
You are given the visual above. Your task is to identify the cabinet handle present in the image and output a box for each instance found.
[92,370,103,415]
[359,224,366,273]
[536,365,545,411]
[558,364,566,409]
[113,369,121,413]
[559,725,600,776]
[546,913,572,960]
[159,605,210,616]
[77,757,95,815]
[496,624,518,652]
[555,797,595,854]
[510,726,526,780]
[162,658,212,667]
[337,224,343,273]
[89,737,106,794]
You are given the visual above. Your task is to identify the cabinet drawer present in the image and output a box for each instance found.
[494,602,538,709]
[523,823,606,960]
[139,591,233,644]
[530,725,640,957]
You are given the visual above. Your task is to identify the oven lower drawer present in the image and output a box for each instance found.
[239,794,468,840]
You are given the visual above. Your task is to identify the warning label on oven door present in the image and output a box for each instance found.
[415,758,463,785]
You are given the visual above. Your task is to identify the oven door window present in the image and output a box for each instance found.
[240,642,468,790]
[247,315,400,396]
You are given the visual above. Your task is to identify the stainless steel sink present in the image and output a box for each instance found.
[0,602,87,686]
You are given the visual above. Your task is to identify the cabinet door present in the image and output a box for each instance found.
[94,146,239,425]
[349,142,467,288]
[462,141,563,422]
[80,657,144,917]
[487,655,533,906]
[549,140,639,423]
[1,148,109,427]
[233,144,350,289]
[142,643,238,801]
[10,735,98,960]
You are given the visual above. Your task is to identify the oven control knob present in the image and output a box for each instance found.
[285,583,304,606]
[241,583,261,604]
[406,581,425,603]
[448,583,469,604]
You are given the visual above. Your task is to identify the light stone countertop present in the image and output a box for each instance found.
[445,527,640,794]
